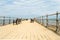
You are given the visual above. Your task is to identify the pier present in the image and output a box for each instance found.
[0,20,60,40]
[0,12,60,40]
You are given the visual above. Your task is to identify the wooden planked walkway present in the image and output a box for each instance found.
[0,20,60,40]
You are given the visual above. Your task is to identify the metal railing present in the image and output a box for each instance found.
[0,16,16,26]
[35,12,60,33]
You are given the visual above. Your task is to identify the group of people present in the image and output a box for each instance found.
[13,18,22,25]
[13,18,35,25]
[30,19,34,23]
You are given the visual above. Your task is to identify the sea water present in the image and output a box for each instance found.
[36,18,60,26]
[0,18,13,26]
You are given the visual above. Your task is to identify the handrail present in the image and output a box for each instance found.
[35,12,60,32]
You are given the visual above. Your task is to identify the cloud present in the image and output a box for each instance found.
[0,0,60,18]
[52,0,60,2]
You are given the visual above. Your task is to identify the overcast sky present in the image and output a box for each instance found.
[0,0,60,18]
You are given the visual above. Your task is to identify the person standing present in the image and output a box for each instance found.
[16,18,18,25]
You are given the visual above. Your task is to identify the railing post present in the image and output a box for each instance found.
[3,16,5,25]
[46,15,48,27]
[42,16,44,25]
[56,12,59,32]
[40,17,42,24]
[40,17,41,23]
[9,17,11,24]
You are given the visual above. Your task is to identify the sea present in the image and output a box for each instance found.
[0,18,13,26]
[36,18,60,26]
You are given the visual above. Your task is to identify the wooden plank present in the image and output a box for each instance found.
[0,20,60,40]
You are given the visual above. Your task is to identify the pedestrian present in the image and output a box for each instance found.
[13,20,16,25]
[16,18,18,25]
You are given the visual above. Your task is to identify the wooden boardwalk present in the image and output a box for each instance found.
[0,20,60,40]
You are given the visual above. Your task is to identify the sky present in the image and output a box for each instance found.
[0,0,60,18]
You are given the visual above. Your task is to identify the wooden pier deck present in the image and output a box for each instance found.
[0,20,60,40]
